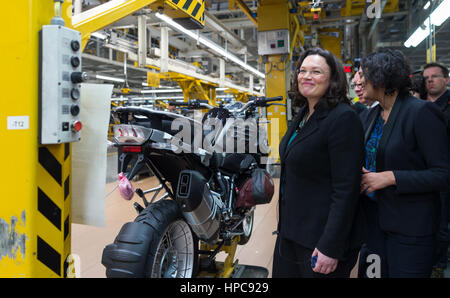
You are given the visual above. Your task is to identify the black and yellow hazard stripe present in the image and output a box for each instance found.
[37,143,71,277]
[169,0,205,25]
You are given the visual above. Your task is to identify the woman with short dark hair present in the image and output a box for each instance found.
[273,48,365,277]
[358,49,450,277]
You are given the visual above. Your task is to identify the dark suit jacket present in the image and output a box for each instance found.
[278,102,365,260]
[359,94,450,236]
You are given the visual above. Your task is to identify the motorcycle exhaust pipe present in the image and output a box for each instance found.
[176,170,222,244]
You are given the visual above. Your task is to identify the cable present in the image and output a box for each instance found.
[105,183,120,198]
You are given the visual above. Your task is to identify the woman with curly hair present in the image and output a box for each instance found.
[358,49,450,277]
[273,48,365,277]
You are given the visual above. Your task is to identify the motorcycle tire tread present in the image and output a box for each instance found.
[102,199,182,278]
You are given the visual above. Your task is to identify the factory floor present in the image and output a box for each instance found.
[71,151,448,278]
[71,175,282,278]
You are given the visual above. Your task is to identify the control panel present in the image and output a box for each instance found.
[39,25,86,144]
[257,29,290,56]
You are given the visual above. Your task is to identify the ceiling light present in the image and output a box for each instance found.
[404,0,449,47]
[91,31,107,40]
[430,0,450,26]
[141,88,183,94]
[155,12,265,79]
[404,22,432,47]
[96,75,125,82]
[423,1,430,9]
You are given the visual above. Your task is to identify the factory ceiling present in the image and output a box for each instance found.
[79,0,450,98]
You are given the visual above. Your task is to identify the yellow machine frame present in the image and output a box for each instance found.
[0,1,74,278]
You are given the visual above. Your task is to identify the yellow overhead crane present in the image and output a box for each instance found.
[72,0,205,51]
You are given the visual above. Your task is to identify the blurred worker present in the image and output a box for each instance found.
[358,49,450,278]
[273,47,365,278]
[350,72,367,114]
[353,71,366,103]
[354,70,379,109]
[423,62,450,278]
[410,71,427,99]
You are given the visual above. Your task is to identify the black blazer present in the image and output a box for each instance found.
[278,102,365,260]
[359,94,450,236]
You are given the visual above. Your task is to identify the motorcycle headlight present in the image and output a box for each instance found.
[113,124,152,145]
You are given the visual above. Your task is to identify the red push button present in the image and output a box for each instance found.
[72,120,82,132]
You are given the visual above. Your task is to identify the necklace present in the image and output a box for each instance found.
[296,111,309,132]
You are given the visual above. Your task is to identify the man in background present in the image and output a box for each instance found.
[423,62,450,278]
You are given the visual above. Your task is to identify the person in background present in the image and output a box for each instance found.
[354,70,379,109]
[410,71,427,99]
[357,49,450,278]
[423,62,450,278]
[350,71,367,114]
[273,47,365,278]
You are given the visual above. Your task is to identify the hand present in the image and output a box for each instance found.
[360,168,396,194]
[311,248,338,275]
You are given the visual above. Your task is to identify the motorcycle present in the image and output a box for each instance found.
[101,96,283,278]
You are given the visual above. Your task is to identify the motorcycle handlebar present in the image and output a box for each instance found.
[252,96,283,106]
[169,100,213,110]
[168,102,189,106]
[236,96,284,113]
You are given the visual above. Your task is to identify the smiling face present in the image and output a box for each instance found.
[297,55,331,103]
[358,68,381,105]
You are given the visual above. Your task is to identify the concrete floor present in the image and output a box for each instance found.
[71,156,448,278]
[71,175,280,278]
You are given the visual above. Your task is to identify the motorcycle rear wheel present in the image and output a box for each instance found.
[135,199,198,278]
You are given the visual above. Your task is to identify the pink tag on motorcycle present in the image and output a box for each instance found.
[118,172,134,200]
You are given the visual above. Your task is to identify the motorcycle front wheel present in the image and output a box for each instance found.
[238,209,254,245]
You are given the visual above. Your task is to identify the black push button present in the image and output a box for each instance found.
[71,72,88,83]
[70,105,80,116]
[71,40,80,52]
[71,56,80,68]
[71,88,80,100]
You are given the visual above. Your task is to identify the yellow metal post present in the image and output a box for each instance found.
[257,0,295,163]
[0,0,73,277]
[264,55,289,162]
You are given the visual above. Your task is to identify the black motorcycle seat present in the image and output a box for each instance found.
[220,153,256,173]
